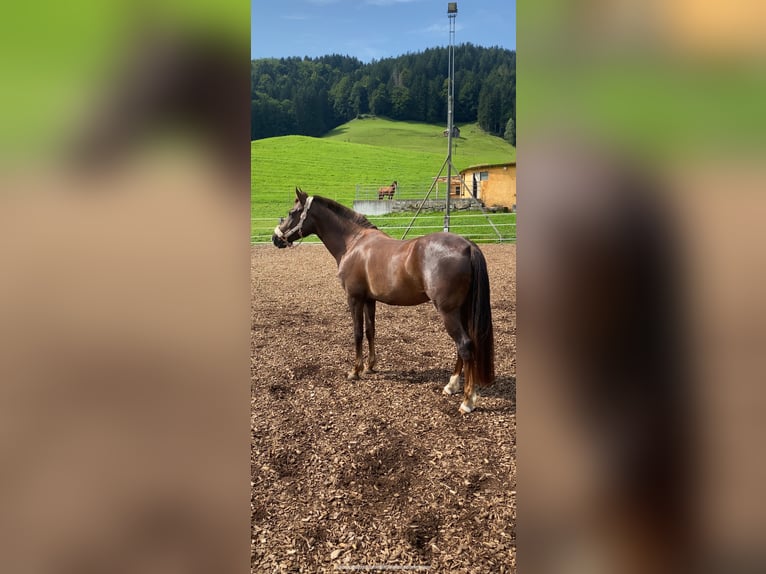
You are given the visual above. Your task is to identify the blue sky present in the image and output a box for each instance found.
[251,0,515,62]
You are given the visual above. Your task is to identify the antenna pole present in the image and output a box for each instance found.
[402,3,461,240]
[444,3,457,232]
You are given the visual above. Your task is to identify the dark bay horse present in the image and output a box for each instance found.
[272,188,494,413]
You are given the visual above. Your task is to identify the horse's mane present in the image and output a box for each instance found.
[314,196,378,230]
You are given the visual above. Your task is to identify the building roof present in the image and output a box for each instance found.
[460,161,516,174]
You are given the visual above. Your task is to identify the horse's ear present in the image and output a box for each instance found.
[295,187,308,205]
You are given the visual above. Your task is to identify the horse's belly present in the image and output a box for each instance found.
[358,240,431,305]
[373,288,429,306]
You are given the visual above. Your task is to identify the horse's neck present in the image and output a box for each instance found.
[313,204,370,264]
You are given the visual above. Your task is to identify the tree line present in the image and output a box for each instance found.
[251,44,515,143]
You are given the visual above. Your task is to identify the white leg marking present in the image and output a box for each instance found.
[459,391,478,414]
[442,374,461,395]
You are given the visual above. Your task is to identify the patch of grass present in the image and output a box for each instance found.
[324,117,515,167]
[251,135,446,219]
[252,119,516,242]
[371,211,516,243]
[252,210,515,244]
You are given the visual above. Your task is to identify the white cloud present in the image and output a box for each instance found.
[356,45,387,62]
[366,0,422,6]
[282,13,311,20]
[305,0,423,7]
[420,21,464,35]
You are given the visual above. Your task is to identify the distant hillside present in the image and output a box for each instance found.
[252,119,514,220]
[323,118,514,165]
[251,44,515,141]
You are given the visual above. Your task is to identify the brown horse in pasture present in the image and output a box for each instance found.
[377,181,397,200]
[272,188,494,413]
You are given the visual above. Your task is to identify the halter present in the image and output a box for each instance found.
[274,196,314,243]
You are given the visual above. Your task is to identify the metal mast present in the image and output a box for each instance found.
[444,2,457,232]
[404,3,494,240]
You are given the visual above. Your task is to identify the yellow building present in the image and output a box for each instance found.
[460,162,516,211]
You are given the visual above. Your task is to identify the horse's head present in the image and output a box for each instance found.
[272,188,316,248]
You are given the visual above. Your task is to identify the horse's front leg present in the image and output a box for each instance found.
[347,297,365,380]
[363,300,376,373]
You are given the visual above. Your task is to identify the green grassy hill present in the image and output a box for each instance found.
[324,117,515,167]
[251,135,444,218]
[251,119,515,243]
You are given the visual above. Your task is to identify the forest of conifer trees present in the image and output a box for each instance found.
[251,44,515,142]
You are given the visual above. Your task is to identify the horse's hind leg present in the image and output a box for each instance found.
[461,369,478,414]
[363,300,376,373]
[440,309,477,413]
[442,356,463,395]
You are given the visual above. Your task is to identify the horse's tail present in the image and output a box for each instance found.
[464,243,495,387]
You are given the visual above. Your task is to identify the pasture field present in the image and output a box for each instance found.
[251,136,444,219]
[252,119,515,221]
[251,211,516,244]
[251,243,516,571]
[371,211,516,243]
[324,117,515,166]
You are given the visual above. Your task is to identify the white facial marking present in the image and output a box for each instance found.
[273,225,284,238]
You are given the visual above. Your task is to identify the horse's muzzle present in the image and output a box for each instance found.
[272,234,289,248]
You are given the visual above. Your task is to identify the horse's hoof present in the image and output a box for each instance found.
[459,402,475,414]
[363,366,376,374]
[347,372,360,381]
[443,385,458,396]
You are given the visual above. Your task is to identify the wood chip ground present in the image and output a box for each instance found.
[252,243,516,573]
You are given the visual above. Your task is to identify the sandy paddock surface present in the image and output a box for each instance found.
[251,243,516,572]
